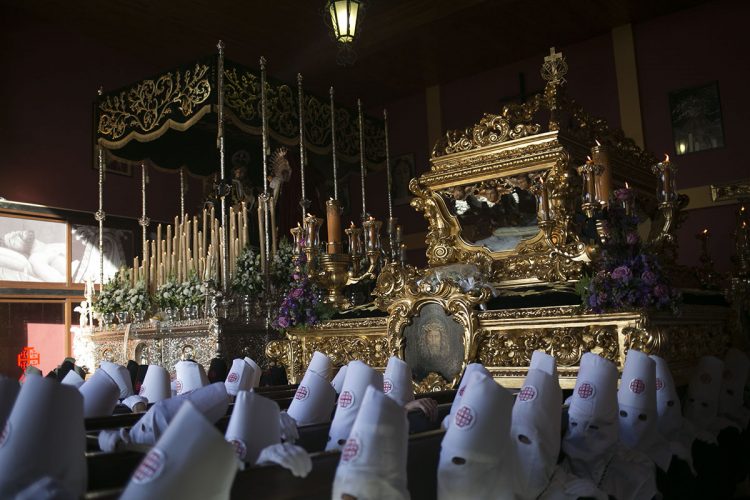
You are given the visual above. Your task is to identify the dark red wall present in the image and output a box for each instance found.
[0,7,205,224]
[374,0,747,274]
[2,1,746,274]
[634,0,750,272]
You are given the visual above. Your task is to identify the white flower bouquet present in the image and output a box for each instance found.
[126,281,151,313]
[180,273,205,307]
[232,247,264,297]
[154,277,182,310]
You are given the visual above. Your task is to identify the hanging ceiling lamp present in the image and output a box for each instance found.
[325,0,365,66]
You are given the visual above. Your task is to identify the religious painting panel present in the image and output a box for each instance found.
[71,225,134,284]
[403,302,465,382]
[669,82,724,155]
[0,215,68,283]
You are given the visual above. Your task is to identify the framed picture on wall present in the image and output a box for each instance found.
[0,215,68,283]
[669,82,725,155]
[391,153,416,205]
[70,225,134,284]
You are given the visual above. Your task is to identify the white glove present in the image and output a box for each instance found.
[122,395,148,413]
[563,478,608,500]
[98,428,131,452]
[256,443,312,478]
[279,410,299,443]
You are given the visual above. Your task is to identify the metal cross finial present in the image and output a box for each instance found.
[546,46,562,61]
[541,46,567,85]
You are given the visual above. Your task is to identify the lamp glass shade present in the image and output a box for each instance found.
[329,0,361,43]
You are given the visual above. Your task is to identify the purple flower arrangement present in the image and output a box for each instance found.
[271,255,334,331]
[577,187,681,314]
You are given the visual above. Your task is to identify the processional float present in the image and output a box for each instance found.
[267,48,748,390]
[81,41,388,374]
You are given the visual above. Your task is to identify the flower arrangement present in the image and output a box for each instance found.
[271,238,296,292]
[232,247,264,297]
[180,272,205,307]
[126,280,151,313]
[577,186,680,313]
[272,258,334,331]
[92,268,130,315]
[154,277,182,310]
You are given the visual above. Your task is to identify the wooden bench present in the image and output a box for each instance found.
[85,428,446,500]
[85,403,451,492]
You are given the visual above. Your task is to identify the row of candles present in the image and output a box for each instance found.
[537,141,678,222]
[129,203,249,290]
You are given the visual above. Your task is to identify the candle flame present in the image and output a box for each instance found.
[586,156,593,162]
[703,228,708,235]
[350,221,356,227]
[625,181,630,189]
[595,139,601,147]
[664,154,670,162]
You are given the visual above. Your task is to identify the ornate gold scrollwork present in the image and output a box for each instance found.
[476,325,620,369]
[622,326,663,356]
[98,63,211,140]
[386,278,493,388]
[413,372,453,393]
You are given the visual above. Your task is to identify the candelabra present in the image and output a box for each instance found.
[651,155,680,246]
[292,206,385,310]
[576,157,610,246]
[696,228,719,289]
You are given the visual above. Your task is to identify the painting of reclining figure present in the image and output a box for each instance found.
[0,216,68,282]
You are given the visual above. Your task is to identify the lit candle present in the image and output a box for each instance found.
[662,154,673,201]
[540,180,550,221]
[326,198,342,254]
[241,201,248,249]
[585,156,596,204]
[591,140,611,206]
[258,202,266,272]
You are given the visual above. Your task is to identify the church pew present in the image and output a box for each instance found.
[84,387,456,432]
[85,403,452,492]
[84,388,298,431]
[85,428,447,499]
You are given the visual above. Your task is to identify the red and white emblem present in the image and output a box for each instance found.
[577,382,595,399]
[655,378,664,391]
[230,439,247,461]
[175,379,183,394]
[338,390,354,409]
[458,385,466,397]
[518,385,537,402]
[383,379,393,394]
[455,405,476,429]
[700,373,712,384]
[342,437,360,462]
[0,422,10,448]
[629,378,646,395]
[227,372,239,384]
[132,448,166,484]
[295,386,309,401]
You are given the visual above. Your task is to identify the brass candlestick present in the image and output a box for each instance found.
[652,155,680,245]
[696,228,718,288]
[317,253,353,309]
